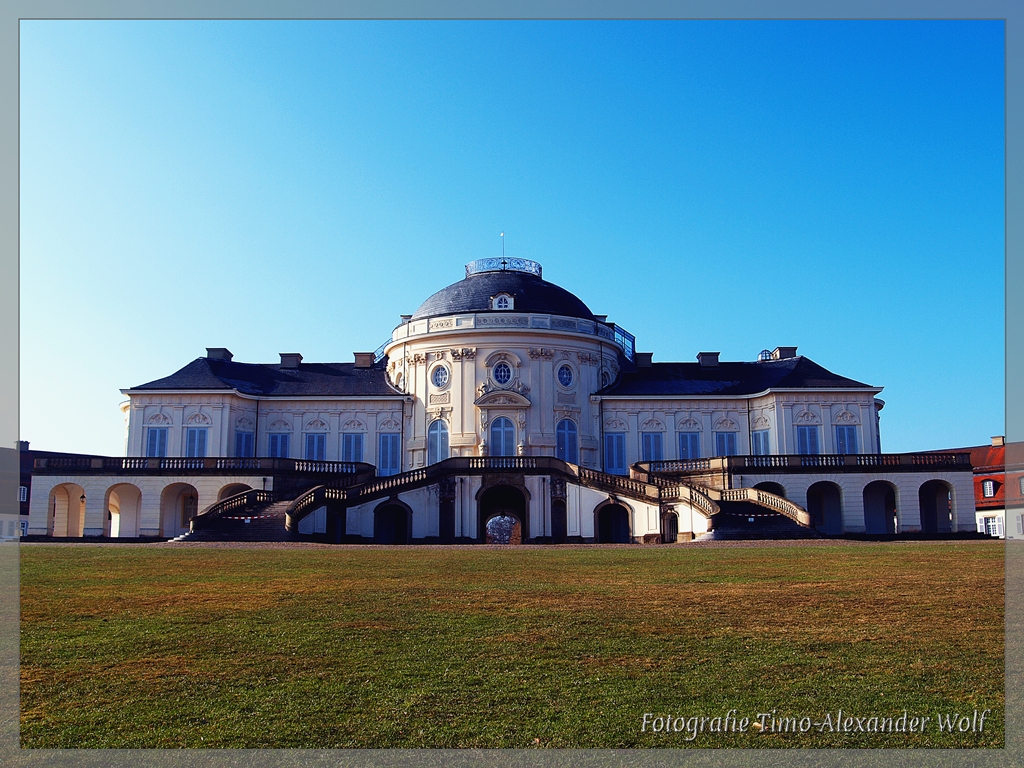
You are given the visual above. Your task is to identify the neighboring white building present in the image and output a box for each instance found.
[28,258,975,543]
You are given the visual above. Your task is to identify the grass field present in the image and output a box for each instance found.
[20,541,1003,749]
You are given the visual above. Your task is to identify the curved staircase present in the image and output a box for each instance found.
[703,499,819,540]
[173,500,295,542]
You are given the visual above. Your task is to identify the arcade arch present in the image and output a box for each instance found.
[806,481,843,536]
[374,501,411,544]
[478,484,529,543]
[160,483,199,538]
[595,501,632,544]
[47,483,85,537]
[105,483,142,538]
[919,479,953,534]
[863,481,897,534]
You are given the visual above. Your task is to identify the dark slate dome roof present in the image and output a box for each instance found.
[411,264,596,321]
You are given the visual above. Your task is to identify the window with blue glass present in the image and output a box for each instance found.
[678,432,700,459]
[604,432,627,475]
[556,419,578,464]
[490,417,516,457]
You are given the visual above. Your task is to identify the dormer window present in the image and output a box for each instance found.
[492,293,514,310]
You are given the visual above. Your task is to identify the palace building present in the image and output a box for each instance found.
[27,258,975,543]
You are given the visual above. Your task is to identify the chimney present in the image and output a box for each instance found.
[771,346,798,360]
[400,314,412,324]
[697,351,720,368]
[635,352,653,368]
[594,315,608,323]
[17,440,29,452]
[992,436,1005,447]
[279,353,303,369]
[353,352,375,368]
[206,348,233,361]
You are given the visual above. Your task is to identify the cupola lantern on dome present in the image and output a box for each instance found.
[465,257,542,278]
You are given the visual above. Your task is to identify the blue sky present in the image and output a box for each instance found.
[20,19,1004,455]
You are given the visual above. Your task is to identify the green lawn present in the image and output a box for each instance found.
[20,541,1003,749]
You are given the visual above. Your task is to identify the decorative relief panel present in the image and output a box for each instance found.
[268,418,291,431]
[528,347,554,360]
[556,392,577,404]
[640,418,665,431]
[429,392,451,405]
[752,416,771,429]
[449,347,477,360]
[477,315,529,327]
[577,352,600,364]
[605,418,628,431]
[236,417,255,431]
[551,318,577,330]
[834,410,860,424]
[305,418,329,431]
[185,412,211,425]
[795,410,820,424]
[147,413,171,425]
[341,418,366,431]
[428,407,452,423]
[429,318,455,331]
[406,353,427,366]
[378,418,401,431]
[714,418,738,431]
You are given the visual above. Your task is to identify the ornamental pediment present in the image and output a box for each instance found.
[474,391,531,407]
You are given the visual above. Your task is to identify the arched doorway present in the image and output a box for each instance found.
[478,484,528,543]
[919,480,953,534]
[754,482,787,498]
[806,482,843,535]
[48,483,85,537]
[550,499,568,544]
[106,483,142,538]
[662,510,679,543]
[863,481,897,534]
[373,503,410,544]
[596,503,632,543]
[160,483,199,538]
[218,483,252,501]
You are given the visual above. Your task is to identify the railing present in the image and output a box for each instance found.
[468,457,538,471]
[612,324,635,362]
[373,339,389,365]
[286,485,350,529]
[34,456,374,476]
[641,452,973,475]
[358,468,429,497]
[716,487,812,527]
[577,467,659,501]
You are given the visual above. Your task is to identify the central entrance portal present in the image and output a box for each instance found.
[479,484,528,544]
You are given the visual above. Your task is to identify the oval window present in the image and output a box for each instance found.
[557,364,574,387]
[431,366,449,387]
[493,362,512,385]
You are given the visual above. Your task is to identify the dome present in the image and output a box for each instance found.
[410,259,596,321]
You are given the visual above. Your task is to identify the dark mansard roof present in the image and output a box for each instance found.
[129,358,401,398]
[411,269,596,321]
[599,356,875,397]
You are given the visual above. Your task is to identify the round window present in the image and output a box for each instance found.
[493,362,512,385]
[431,366,449,387]
[557,364,574,387]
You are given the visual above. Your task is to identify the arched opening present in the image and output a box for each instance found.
[556,420,578,464]
[218,483,252,501]
[806,481,843,536]
[754,482,787,498]
[596,503,632,544]
[550,499,568,544]
[662,510,679,543]
[48,483,85,537]
[105,483,142,538]
[919,480,953,534]
[490,417,516,457]
[478,484,528,543]
[373,503,410,544]
[160,483,199,538]
[863,481,897,535]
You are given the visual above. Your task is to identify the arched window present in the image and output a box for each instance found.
[556,419,578,464]
[490,417,515,457]
[427,420,449,465]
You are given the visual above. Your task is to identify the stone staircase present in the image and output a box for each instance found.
[705,500,819,540]
[173,500,294,542]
